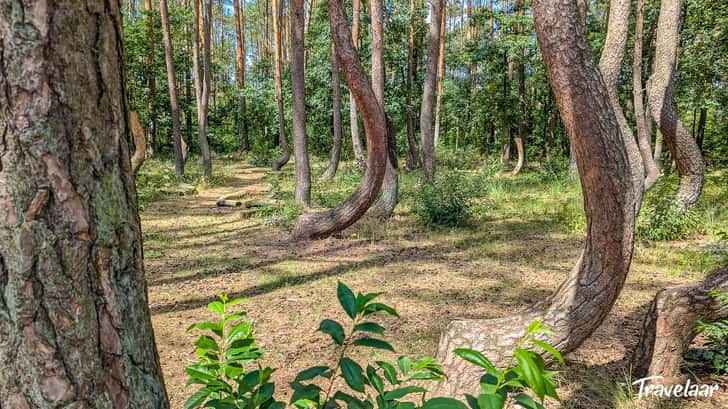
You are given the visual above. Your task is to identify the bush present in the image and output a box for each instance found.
[687,290,728,374]
[412,173,472,227]
[638,203,701,242]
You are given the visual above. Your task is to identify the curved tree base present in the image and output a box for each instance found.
[631,265,728,380]
[272,150,291,171]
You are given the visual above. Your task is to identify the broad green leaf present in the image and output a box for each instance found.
[375,360,399,385]
[294,365,332,382]
[355,292,381,312]
[290,382,322,404]
[367,364,384,395]
[513,393,546,409]
[514,349,546,401]
[353,322,386,335]
[527,320,542,334]
[477,393,505,409]
[226,321,253,343]
[332,391,371,409]
[352,337,395,352]
[187,322,223,337]
[397,356,411,375]
[292,399,318,409]
[227,297,246,306]
[195,335,219,352]
[383,386,427,400]
[183,388,210,409]
[363,302,399,317]
[395,403,417,409]
[454,349,497,372]
[421,397,469,409]
[337,281,357,319]
[530,339,565,366]
[208,301,225,315]
[339,357,367,392]
[184,364,217,381]
[319,319,345,345]
[223,311,246,323]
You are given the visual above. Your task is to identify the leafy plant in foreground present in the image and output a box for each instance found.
[454,320,563,409]
[184,294,284,409]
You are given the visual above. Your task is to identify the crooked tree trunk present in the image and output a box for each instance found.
[349,0,365,165]
[433,0,644,396]
[633,0,660,191]
[193,0,213,176]
[632,264,728,381]
[291,0,387,240]
[433,5,446,148]
[321,44,344,181]
[272,0,292,170]
[367,0,399,219]
[161,0,186,181]
[647,0,704,209]
[405,0,420,171]
[234,0,250,153]
[0,2,169,406]
[145,0,158,158]
[291,0,312,205]
[420,0,444,179]
[130,111,147,177]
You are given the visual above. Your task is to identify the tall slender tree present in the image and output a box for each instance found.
[160,0,187,180]
[433,4,446,147]
[321,44,345,180]
[234,0,250,153]
[349,0,365,165]
[0,2,169,406]
[420,0,445,178]
[145,0,158,157]
[192,0,214,176]
[272,0,292,170]
[291,0,312,205]
[405,0,420,170]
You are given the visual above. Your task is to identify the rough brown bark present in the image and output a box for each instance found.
[349,0,365,165]
[633,0,660,190]
[272,0,292,171]
[433,5,446,147]
[0,2,169,406]
[632,265,728,380]
[420,0,444,179]
[405,0,420,171]
[291,0,387,240]
[234,0,250,153]
[160,0,186,180]
[433,0,644,396]
[367,0,399,219]
[321,44,344,181]
[130,111,147,177]
[145,0,158,158]
[291,0,312,205]
[192,0,213,176]
[647,0,704,209]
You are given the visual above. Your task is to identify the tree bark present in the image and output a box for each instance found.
[349,0,365,165]
[367,0,399,219]
[272,0,292,170]
[633,0,660,190]
[291,0,312,205]
[192,0,213,176]
[234,0,250,153]
[632,265,728,381]
[511,1,527,176]
[321,44,344,181]
[130,111,147,177]
[434,0,644,396]
[420,0,444,179]
[405,0,420,171]
[160,0,186,180]
[145,0,158,158]
[0,2,169,406]
[647,0,704,209]
[291,0,388,240]
[433,5,446,148]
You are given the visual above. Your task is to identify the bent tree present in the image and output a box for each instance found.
[291,0,388,240]
[0,1,169,407]
[434,0,644,395]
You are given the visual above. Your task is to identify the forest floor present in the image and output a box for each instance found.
[139,155,728,409]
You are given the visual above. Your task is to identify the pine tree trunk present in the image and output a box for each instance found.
[192,0,213,176]
[0,2,169,406]
[321,44,344,181]
[433,6,446,148]
[161,0,186,180]
[291,0,312,205]
[647,0,704,209]
[434,0,644,395]
[349,0,365,165]
[272,0,292,170]
[291,0,388,240]
[234,0,250,153]
[145,0,158,158]
[405,0,420,171]
[420,0,444,179]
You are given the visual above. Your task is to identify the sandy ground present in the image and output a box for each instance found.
[141,161,727,408]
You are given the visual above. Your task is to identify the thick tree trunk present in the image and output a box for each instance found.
[291,0,387,240]
[367,0,399,219]
[632,265,728,381]
[193,0,213,176]
[272,0,292,170]
[405,0,420,171]
[291,0,312,205]
[420,0,444,179]
[434,0,644,396]
[234,0,250,153]
[145,0,158,158]
[349,0,365,165]
[161,0,186,180]
[647,0,704,209]
[633,0,660,190]
[433,6,446,148]
[321,44,344,181]
[0,2,169,406]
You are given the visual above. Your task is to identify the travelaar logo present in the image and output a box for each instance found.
[631,376,720,399]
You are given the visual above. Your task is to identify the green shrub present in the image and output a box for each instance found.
[255,201,303,227]
[412,173,471,227]
[638,203,701,242]
[687,290,728,374]
[249,145,282,168]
